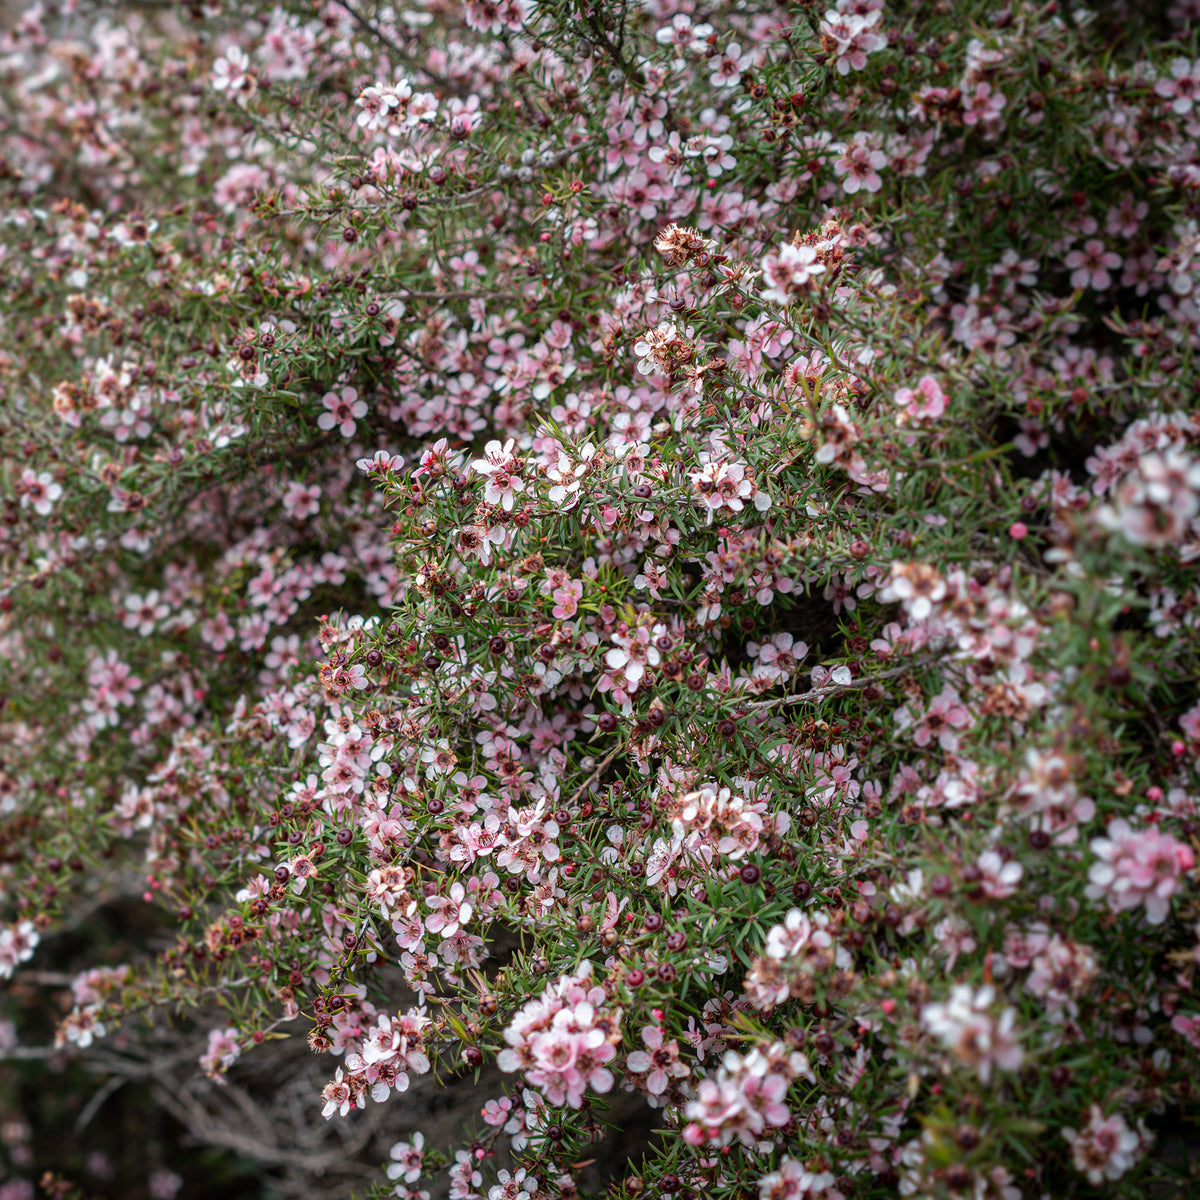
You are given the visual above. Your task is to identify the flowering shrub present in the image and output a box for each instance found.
[1,0,1200,1196]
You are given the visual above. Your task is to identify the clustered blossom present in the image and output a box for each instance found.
[1062,1107,1152,1184]
[744,909,848,1011]
[920,985,1024,1084]
[688,458,771,523]
[757,1159,842,1200]
[667,781,784,865]
[3,1,1200,1197]
[497,966,622,1108]
[1095,449,1200,547]
[321,1009,431,1117]
[354,78,439,136]
[653,223,716,267]
[1085,819,1195,924]
[819,7,887,75]
[682,1043,813,1148]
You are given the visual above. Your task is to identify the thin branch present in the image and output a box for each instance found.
[565,742,626,809]
[75,1073,127,1131]
[744,652,946,711]
[377,288,524,303]
[0,1045,59,1061]
[338,0,457,92]
[19,970,75,986]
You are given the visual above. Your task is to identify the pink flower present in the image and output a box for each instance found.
[1155,57,1200,115]
[320,1066,361,1118]
[425,882,474,939]
[1064,239,1123,291]
[386,1132,425,1185]
[282,480,321,520]
[1171,1012,1200,1048]
[0,920,39,980]
[961,82,1007,131]
[760,242,826,305]
[819,9,886,75]
[19,469,62,515]
[894,688,969,752]
[833,134,886,194]
[211,47,252,94]
[122,590,169,637]
[199,1027,241,1079]
[976,850,1023,900]
[605,626,661,687]
[655,13,714,50]
[357,449,405,476]
[317,386,367,438]
[1085,818,1194,924]
[747,633,808,684]
[626,1024,690,1095]
[893,376,948,423]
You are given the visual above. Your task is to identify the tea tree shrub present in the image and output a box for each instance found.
[1,0,1199,1197]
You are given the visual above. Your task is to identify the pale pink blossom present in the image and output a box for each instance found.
[921,984,1023,1083]
[318,386,367,438]
[1085,818,1194,924]
[19,469,62,515]
[1063,1107,1151,1184]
